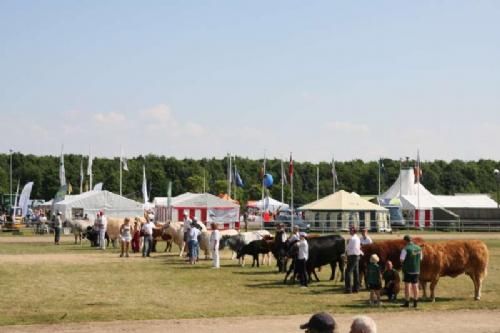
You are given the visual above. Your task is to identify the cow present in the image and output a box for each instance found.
[236,238,273,267]
[360,238,425,288]
[284,235,345,284]
[83,226,109,247]
[151,226,173,253]
[65,219,94,244]
[220,230,271,264]
[163,221,208,257]
[419,240,489,301]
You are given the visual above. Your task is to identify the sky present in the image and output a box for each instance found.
[1,1,499,162]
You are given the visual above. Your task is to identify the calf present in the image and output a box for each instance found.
[236,239,273,267]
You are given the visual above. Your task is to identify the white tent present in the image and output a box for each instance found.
[247,197,289,213]
[155,192,240,228]
[300,190,390,232]
[434,194,498,208]
[379,169,434,202]
[54,190,144,221]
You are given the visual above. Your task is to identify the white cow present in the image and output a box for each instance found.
[65,219,94,244]
[163,221,208,257]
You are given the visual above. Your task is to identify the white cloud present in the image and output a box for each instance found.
[93,112,126,124]
[184,122,205,137]
[324,121,370,133]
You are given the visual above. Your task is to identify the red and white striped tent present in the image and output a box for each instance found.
[155,192,240,229]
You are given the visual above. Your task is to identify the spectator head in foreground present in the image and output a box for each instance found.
[300,312,337,333]
[350,316,377,333]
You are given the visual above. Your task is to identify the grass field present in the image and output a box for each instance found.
[0,233,499,326]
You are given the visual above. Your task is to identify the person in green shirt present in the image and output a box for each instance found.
[366,254,382,306]
[382,260,400,301]
[400,235,423,308]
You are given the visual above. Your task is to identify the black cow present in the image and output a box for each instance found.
[236,239,272,267]
[84,226,109,247]
[284,235,345,284]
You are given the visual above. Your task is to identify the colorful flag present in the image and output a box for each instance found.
[332,157,339,185]
[414,151,423,184]
[288,153,294,178]
[234,167,244,187]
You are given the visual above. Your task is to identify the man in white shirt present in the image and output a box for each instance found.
[210,223,221,268]
[54,211,63,245]
[188,222,201,264]
[360,227,373,246]
[345,227,362,293]
[297,232,309,287]
[98,211,107,250]
[142,218,156,257]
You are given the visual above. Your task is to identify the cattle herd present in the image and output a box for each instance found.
[65,218,489,303]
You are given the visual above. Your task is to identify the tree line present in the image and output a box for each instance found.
[0,153,499,206]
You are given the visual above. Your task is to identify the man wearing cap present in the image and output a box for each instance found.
[54,211,63,245]
[300,312,338,333]
[345,226,362,293]
[400,235,423,308]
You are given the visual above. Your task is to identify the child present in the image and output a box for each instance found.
[366,254,382,306]
[382,260,400,301]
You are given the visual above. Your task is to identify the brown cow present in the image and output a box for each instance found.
[420,240,488,301]
[360,238,424,287]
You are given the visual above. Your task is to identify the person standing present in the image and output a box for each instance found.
[360,227,373,245]
[366,254,382,306]
[142,217,156,257]
[119,217,132,257]
[54,211,63,245]
[345,227,362,293]
[131,218,141,253]
[182,212,192,257]
[210,223,221,268]
[97,211,107,250]
[188,221,201,265]
[400,235,423,308]
[296,232,309,288]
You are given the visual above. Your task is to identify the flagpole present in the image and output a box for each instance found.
[119,146,123,196]
[281,159,284,204]
[203,169,206,193]
[378,158,381,196]
[290,153,294,230]
[316,165,319,200]
[233,156,237,201]
[80,158,84,194]
[227,153,231,198]
[417,150,420,227]
[261,152,266,230]
[88,146,93,190]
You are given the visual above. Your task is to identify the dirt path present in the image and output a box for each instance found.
[2,310,499,333]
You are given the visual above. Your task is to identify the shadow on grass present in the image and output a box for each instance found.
[244,280,289,289]
[232,270,278,275]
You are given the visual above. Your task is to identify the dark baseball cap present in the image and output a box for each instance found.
[404,235,412,242]
[300,312,336,331]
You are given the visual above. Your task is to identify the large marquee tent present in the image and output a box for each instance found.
[53,190,144,221]
[300,190,390,232]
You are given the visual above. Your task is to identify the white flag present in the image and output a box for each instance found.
[122,156,129,171]
[142,165,149,204]
[18,182,34,217]
[59,148,66,186]
[93,182,103,191]
[87,151,93,176]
